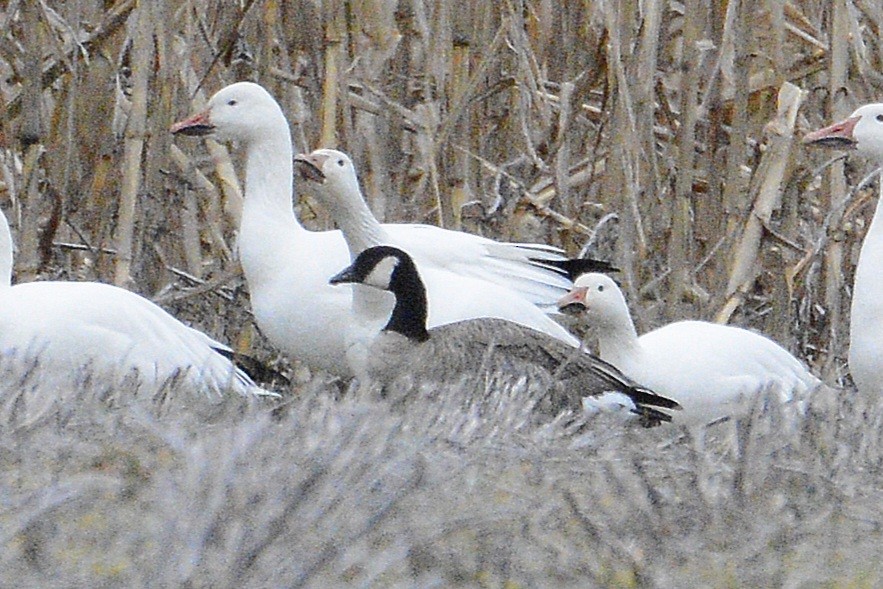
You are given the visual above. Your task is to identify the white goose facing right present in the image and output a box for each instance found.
[804,104,883,395]
[172,82,610,376]
[557,273,819,424]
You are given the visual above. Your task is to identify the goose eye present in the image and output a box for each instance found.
[227,99,238,106]
[337,159,345,167]
[876,114,883,122]
[597,285,604,292]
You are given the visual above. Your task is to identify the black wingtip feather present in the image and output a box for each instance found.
[531,257,619,281]
[627,385,682,410]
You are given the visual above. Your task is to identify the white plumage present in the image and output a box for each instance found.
[0,207,269,402]
[804,104,883,395]
[172,82,610,376]
[557,273,819,423]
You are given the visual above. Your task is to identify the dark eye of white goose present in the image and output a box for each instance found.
[227,99,238,106]
[876,114,883,122]
[337,159,345,167]
[597,284,604,292]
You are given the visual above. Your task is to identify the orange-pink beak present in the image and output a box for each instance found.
[170,110,214,136]
[803,115,860,149]
[293,153,329,183]
[557,286,588,314]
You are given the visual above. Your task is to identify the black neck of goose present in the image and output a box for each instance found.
[384,257,430,342]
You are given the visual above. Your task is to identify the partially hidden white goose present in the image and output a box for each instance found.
[329,245,681,424]
[804,104,883,395]
[557,273,820,424]
[171,82,612,376]
[293,148,616,378]
[0,206,271,403]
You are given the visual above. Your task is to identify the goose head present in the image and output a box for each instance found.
[556,273,630,330]
[804,104,883,158]
[330,245,414,293]
[171,82,286,144]
[293,148,361,205]
[330,245,429,341]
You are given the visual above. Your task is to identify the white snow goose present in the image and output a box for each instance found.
[171,82,613,376]
[329,245,681,424]
[804,104,883,395]
[0,206,274,405]
[557,273,819,424]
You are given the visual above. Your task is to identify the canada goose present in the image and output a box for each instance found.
[557,273,819,423]
[171,82,611,376]
[0,206,274,402]
[329,245,680,424]
[804,104,883,395]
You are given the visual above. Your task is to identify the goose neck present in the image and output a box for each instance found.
[320,184,390,258]
[385,267,430,342]
[595,307,642,368]
[242,134,301,230]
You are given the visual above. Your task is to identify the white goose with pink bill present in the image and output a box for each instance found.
[557,273,819,424]
[171,82,615,377]
[804,103,883,395]
[293,147,617,379]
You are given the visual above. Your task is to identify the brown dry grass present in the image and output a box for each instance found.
[1,1,881,586]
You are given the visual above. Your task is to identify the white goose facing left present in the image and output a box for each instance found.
[557,273,819,423]
[804,103,883,395]
[293,148,621,377]
[172,82,614,376]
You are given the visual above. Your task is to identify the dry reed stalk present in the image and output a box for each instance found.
[320,0,344,148]
[667,0,703,309]
[113,4,151,287]
[718,0,751,296]
[16,0,45,284]
[446,36,471,230]
[598,0,647,305]
[716,82,804,324]
[821,0,850,374]
[180,186,203,279]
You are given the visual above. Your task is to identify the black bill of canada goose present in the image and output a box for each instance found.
[329,245,681,425]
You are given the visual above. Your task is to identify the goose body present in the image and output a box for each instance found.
[0,209,268,400]
[329,246,681,424]
[557,273,819,423]
[171,82,611,376]
[804,104,883,395]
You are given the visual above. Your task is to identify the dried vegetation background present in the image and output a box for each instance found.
[2,0,883,586]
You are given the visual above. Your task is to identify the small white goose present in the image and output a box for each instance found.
[0,207,271,401]
[293,148,614,303]
[557,273,819,423]
[329,245,681,424]
[171,82,612,375]
[804,104,883,395]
